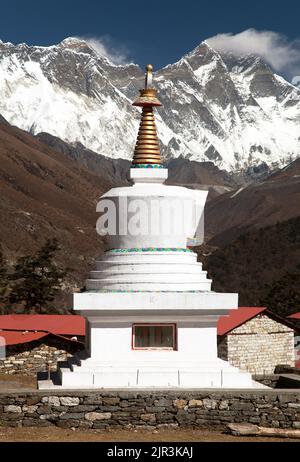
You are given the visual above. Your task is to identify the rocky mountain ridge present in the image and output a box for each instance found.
[0,37,299,173]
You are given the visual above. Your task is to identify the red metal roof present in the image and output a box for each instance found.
[0,330,84,346]
[217,307,267,336]
[0,315,85,336]
[288,312,300,319]
[0,330,47,346]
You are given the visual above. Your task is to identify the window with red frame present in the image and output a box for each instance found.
[132,324,176,350]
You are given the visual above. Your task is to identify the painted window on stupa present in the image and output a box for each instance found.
[132,324,176,350]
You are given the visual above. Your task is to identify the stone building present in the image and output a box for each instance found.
[288,312,300,368]
[0,315,85,375]
[217,307,296,374]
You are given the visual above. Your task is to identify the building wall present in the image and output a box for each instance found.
[0,338,83,375]
[0,389,300,429]
[218,314,295,374]
[90,321,218,362]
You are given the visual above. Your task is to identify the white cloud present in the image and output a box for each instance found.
[206,29,300,81]
[77,35,131,66]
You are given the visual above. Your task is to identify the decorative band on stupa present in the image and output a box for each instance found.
[132,64,162,166]
[105,247,193,253]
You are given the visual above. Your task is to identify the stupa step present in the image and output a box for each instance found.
[72,359,236,370]
[96,252,198,265]
[87,272,209,283]
[85,280,212,291]
[57,363,255,389]
[96,261,202,271]
[71,364,237,374]
[89,266,206,277]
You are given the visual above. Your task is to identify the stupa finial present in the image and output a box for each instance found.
[145,64,153,88]
[132,64,162,166]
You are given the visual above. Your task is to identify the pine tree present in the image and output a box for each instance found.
[8,238,67,313]
[0,247,9,311]
[260,271,300,317]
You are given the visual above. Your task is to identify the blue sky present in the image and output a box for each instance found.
[1,0,300,78]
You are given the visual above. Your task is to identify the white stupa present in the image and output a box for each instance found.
[40,65,263,389]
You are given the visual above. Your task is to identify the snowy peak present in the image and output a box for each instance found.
[0,37,299,172]
[58,37,93,50]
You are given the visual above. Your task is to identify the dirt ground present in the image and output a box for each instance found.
[0,426,299,443]
[0,373,36,390]
[0,375,299,442]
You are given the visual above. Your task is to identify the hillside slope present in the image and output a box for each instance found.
[37,131,238,199]
[205,158,300,245]
[0,116,110,306]
[202,216,300,314]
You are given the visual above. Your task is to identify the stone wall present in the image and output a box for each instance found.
[0,389,299,429]
[253,375,281,388]
[218,314,295,375]
[0,337,83,375]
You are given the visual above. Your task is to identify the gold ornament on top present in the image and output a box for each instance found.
[132,64,162,165]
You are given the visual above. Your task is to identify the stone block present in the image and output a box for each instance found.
[256,404,273,409]
[98,406,121,412]
[22,405,38,414]
[92,421,109,429]
[85,412,112,421]
[44,396,61,407]
[69,405,98,413]
[39,414,59,421]
[57,420,80,428]
[188,399,203,408]
[4,405,22,413]
[155,412,175,423]
[37,405,51,415]
[1,413,22,421]
[230,402,255,411]
[27,397,41,406]
[154,398,172,407]
[59,413,85,420]
[78,420,93,429]
[173,399,188,409]
[219,400,229,410]
[102,397,120,405]
[145,406,165,413]
[271,420,280,428]
[83,396,103,405]
[175,410,195,425]
[60,397,80,406]
[140,413,156,424]
[203,399,218,410]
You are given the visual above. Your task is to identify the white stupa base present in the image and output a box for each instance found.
[38,291,267,390]
[86,250,212,291]
[39,354,265,389]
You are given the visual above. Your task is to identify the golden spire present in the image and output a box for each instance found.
[132,64,162,166]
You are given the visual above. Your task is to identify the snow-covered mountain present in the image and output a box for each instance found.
[0,37,299,172]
